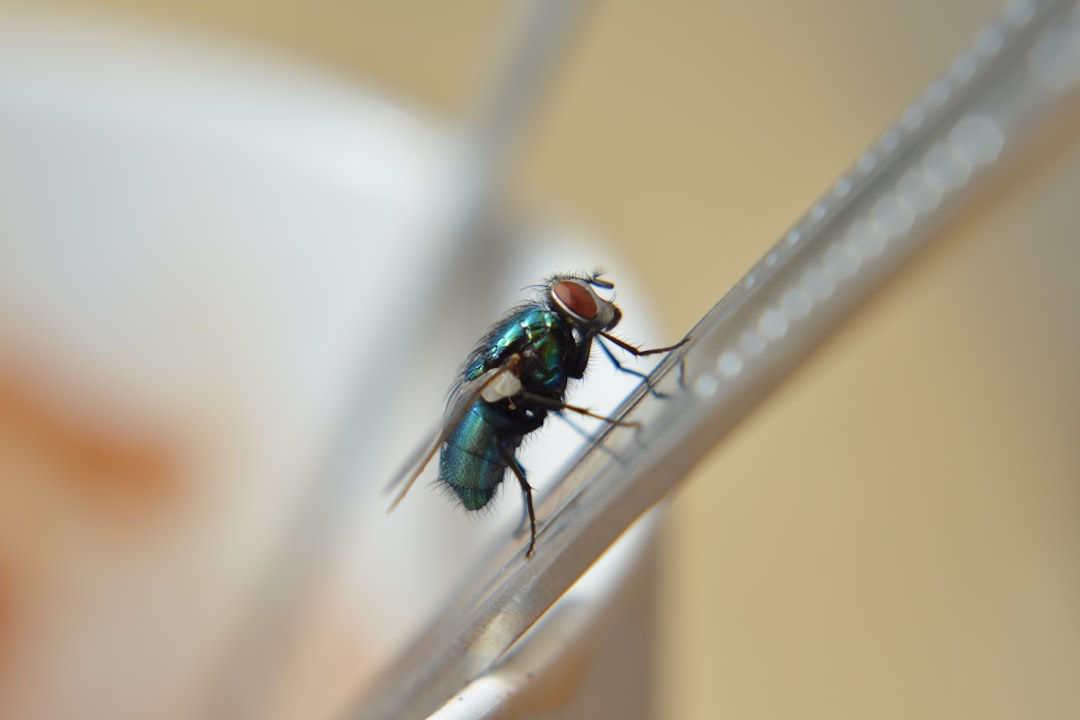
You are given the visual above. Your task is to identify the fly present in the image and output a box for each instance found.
[388,272,687,557]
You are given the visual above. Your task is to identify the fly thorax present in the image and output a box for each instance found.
[526,332,569,388]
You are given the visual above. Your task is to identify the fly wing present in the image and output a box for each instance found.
[386,357,521,512]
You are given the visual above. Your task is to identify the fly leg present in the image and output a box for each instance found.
[596,333,690,399]
[551,409,626,464]
[599,332,689,358]
[515,391,641,430]
[595,336,663,396]
[497,442,536,558]
[517,391,642,464]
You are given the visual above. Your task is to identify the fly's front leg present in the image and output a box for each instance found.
[596,333,690,399]
[595,336,662,395]
[599,332,689,358]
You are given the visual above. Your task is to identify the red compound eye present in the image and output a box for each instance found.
[553,280,598,319]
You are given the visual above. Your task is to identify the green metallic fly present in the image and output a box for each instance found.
[389,272,687,557]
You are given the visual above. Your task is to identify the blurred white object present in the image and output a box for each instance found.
[0,7,455,719]
[0,6,657,719]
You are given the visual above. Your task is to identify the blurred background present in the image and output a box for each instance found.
[1,1,1078,718]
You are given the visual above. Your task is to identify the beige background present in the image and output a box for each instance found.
[21,1,1080,717]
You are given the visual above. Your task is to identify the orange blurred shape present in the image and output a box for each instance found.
[0,364,178,524]
[0,353,182,704]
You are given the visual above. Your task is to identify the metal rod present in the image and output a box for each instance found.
[350,1,1080,717]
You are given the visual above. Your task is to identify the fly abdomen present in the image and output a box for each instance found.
[439,402,525,511]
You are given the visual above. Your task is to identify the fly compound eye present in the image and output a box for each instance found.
[552,280,599,321]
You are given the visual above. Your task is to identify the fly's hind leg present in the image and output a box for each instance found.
[497,442,536,558]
